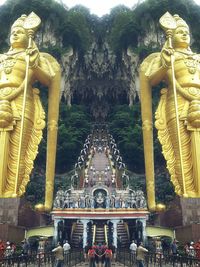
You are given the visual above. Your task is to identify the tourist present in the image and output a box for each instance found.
[104,246,112,267]
[88,246,95,267]
[184,242,190,256]
[10,242,16,256]
[63,240,71,264]
[136,242,148,267]
[22,239,30,255]
[84,242,90,261]
[110,243,116,262]
[95,243,106,267]
[0,240,5,260]
[5,242,12,258]
[52,242,64,267]
[171,239,178,256]
[189,241,195,257]
[130,239,137,259]
[194,239,200,260]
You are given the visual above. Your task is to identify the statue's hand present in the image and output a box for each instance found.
[161,47,174,68]
[26,47,40,68]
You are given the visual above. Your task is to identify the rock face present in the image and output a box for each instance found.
[59,39,141,119]
[32,8,161,120]
[56,22,160,119]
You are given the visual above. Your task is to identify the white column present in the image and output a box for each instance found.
[111,219,120,248]
[80,219,90,248]
[141,218,147,241]
[137,218,147,242]
[53,219,59,244]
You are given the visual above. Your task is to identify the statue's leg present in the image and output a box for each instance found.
[166,100,194,196]
[190,131,200,195]
[5,117,33,197]
[161,93,194,196]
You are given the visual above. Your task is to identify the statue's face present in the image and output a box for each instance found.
[173,26,190,48]
[96,192,104,204]
[10,26,28,48]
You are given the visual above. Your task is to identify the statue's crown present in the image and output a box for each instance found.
[11,15,27,30]
[173,14,189,28]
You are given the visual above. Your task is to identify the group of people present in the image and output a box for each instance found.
[183,239,200,259]
[171,238,200,259]
[52,240,114,267]
[0,240,17,260]
[86,243,113,267]
[145,237,200,260]
[129,240,148,267]
[52,240,71,267]
[0,238,36,260]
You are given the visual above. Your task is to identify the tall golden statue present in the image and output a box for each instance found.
[0,12,61,211]
[140,12,200,211]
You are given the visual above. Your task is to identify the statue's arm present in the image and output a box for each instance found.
[145,55,168,86]
[33,54,55,86]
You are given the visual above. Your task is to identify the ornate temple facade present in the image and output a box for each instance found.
[51,125,149,249]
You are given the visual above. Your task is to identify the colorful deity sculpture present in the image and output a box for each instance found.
[140,12,200,210]
[0,12,61,211]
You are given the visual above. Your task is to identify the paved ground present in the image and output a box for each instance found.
[76,262,126,267]
[75,262,127,266]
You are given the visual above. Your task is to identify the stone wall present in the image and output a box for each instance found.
[0,198,20,225]
[180,198,200,226]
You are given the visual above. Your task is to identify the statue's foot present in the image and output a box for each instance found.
[35,203,51,212]
[2,191,19,198]
[155,203,166,212]
[148,203,166,212]
[11,193,18,198]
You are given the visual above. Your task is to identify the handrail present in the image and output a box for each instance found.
[92,224,96,244]
[104,224,108,244]
[116,248,200,267]
[70,221,77,241]
[0,250,84,267]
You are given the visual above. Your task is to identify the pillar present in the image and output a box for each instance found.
[141,218,147,242]
[137,218,147,243]
[53,219,59,244]
[80,219,90,248]
[110,219,120,248]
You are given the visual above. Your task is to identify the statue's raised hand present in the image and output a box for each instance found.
[26,47,39,68]
[161,47,174,68]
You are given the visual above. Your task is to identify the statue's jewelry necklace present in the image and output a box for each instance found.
[0,50,24,74]
[176,50,199,74]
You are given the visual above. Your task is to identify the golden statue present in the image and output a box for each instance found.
[0,12,61,211]
[140,12,200,211]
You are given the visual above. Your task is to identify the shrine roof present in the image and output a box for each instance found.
[51,208,149,220]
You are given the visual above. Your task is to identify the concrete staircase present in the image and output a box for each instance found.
[117,222,129,248]
[71,222,83,248]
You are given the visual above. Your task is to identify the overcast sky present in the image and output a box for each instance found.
[51,0,200,17]
[0,0,200,17]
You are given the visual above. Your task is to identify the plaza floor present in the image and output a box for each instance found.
[75,262,127,266]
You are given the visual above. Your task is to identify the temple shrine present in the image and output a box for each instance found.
[51,125,149,249]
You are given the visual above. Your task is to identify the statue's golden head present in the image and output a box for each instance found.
[10,15,29,49]
[172,14,190,49]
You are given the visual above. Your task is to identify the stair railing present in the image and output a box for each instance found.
[104,224,108,245]
[92,224,96,244]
